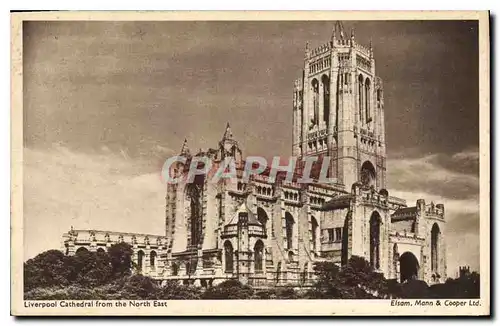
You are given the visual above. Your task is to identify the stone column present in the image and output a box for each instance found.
[196,249,204,276]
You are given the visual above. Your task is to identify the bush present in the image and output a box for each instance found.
[24,285,96,300]
[116,274,160,300]
[158,280,202,300]
[202,280,254,299]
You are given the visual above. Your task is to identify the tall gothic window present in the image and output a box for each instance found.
[186,183,203,248]
[431,223,441,272]
[311,216,319,252]
[285,212,295,250]
[224,241,234,273]
[322,75,330,126]
[257,207,268,236]
[254,240,264,273]
[312,79,319,126]
[150,251,157,270]
[370,212,381,269]
[358,74,364,123]
[137,250,145,271]
[365,78,371,122]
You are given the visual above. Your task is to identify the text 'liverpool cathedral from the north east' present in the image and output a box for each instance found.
[62,23,447,288]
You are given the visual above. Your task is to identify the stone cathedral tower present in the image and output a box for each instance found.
[293,22,387,191]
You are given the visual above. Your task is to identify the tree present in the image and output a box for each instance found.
[429,272,480,298]
[68,250,112,287]
[117,274,160,300]
[307,256,391,299]
[338,256,391,298]
[107,243,134,278]
[24,250,72,291]
[305,261,343,298]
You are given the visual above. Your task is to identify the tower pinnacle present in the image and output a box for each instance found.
[222,122,233,140]
[334,21,346,40]
[180,138,190,156]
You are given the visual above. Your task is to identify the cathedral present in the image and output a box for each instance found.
[62,23,447,288]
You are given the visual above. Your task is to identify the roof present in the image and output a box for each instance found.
[391,207,417,221]
[320,194,353,211]
[226,202,261,226]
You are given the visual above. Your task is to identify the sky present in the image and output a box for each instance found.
[23,20,480,276]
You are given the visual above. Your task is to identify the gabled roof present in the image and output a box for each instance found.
[320,194,353,211]
[226,202,261,226]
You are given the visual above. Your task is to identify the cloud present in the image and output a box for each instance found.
[387,149,480,274]
[387,148,479,200]
[23,145,167,261]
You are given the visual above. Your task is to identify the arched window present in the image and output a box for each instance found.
[224,241,234,273]
[75,247,89,255]
[311,216,319,252]
[257,207,268,235]
[150,251,157,269]
[96,247,105,254]
[370,212,381,269]
[186,183,203,249]
[358,74,364,123]
[285,212,295,250]
[431,223,441,272]
[311,78,319,126]
[365,78,371,122]
[171,263,179,276]
[137,250,145,271]
[254,240,264,273]
[360,161,376,187]
[322,74,330,126]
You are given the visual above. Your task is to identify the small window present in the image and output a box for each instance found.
[328,229,335,243]
[335,228,343,242]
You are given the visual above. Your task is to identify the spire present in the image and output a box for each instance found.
[222,122,233,140]
[369,38,373,58]
[180,138,190,156]
[334,21,345,40]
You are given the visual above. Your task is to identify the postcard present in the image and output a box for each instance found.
[11,11,490,316]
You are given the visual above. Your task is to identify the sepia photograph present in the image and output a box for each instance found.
[11,11,490,316]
